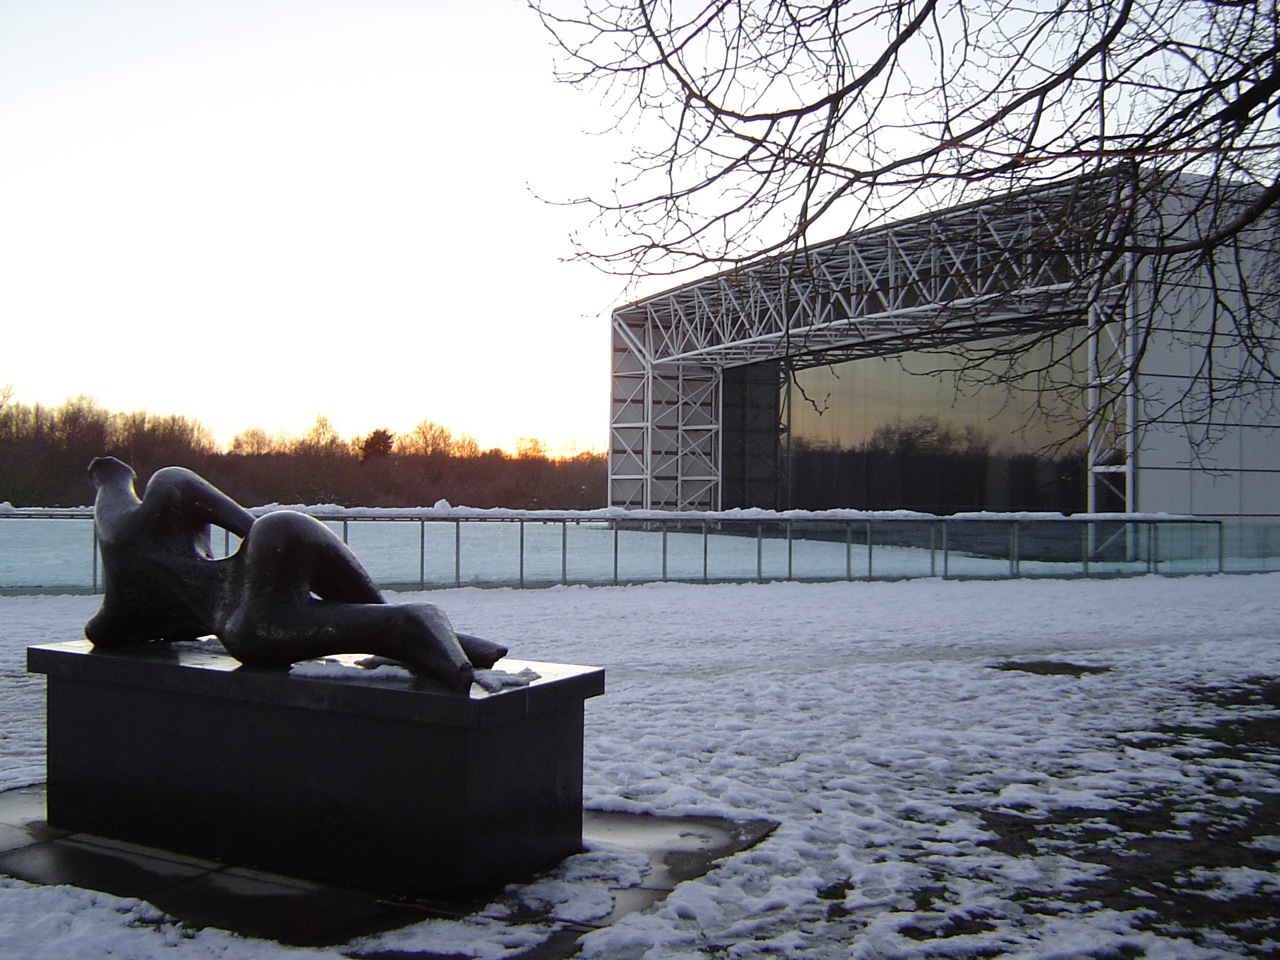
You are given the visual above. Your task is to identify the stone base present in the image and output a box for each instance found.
[27,640,604,900]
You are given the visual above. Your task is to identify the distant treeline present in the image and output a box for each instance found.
[0,394,605,509]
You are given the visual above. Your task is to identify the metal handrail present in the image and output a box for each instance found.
[0,509,1235,593]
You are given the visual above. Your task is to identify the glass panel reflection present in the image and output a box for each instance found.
[780,336,1090,513]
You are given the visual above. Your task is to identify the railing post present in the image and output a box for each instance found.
[1217,521,1225,574]
[662,526,669,582]
[1011,523,1019,579]
[786,522,793,581]
[613,524,619,585]
[866,521,873,580]
[519,520,526,587]
[419,520,426,590]
[846,522,853,581]
[1082,523,1090,578]
[942,521,950,578]
[562,521,568,585]
[454,521,462,588]
[756,523,763,583]
[342,519,349,545]
[92,525,99,594]
[702,521,709,582]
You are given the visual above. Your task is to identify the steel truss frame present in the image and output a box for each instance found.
[610,174,1132,510]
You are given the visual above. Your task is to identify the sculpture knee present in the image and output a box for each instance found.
[242,511,379,603]
[243,510,328,557]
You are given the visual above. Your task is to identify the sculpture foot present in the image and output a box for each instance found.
[458,633,509,670]
[433,660,475,693]
[399,603,480,692]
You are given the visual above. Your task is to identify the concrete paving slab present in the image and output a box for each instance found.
[148,868,424,947]
[0,834,211,899]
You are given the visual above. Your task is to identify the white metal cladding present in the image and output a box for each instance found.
[610,175,1133,511]
[609,314,720,510]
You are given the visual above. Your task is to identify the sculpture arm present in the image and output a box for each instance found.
[143,467,256,538]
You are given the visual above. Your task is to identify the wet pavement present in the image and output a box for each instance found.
[0,784,775,956]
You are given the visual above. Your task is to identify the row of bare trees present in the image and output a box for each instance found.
[225,417,488,460]
[0,391,604,508]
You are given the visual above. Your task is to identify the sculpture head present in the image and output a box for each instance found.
[88,456,138,493]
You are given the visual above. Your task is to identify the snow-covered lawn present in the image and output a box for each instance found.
[2,574,1279,958]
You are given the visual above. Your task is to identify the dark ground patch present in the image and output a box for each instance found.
[975,676,1280,956]
[994,660,1113,677]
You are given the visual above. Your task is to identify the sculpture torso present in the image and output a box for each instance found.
[86,460,250,646]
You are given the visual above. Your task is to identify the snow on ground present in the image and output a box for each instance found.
[2,574,1279,958]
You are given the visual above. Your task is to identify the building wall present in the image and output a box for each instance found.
[1133,242,1280,522]
[713,291,1280,518]
[610,174,1280,520]
[608,312,720,509]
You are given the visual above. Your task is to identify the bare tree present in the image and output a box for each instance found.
[534,0,1280,466]
[450,433,483,458]
[535,0,1278,268]
[230,427,283,456]
[516,437,550,459]
[394,421,485,459]
[395,421,456,458]
[290,415,349,459]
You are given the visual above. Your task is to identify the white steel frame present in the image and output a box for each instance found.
[611,175,1132,510]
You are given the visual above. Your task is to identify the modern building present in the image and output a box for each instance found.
[608,170,1280,525]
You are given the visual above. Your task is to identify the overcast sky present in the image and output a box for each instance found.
[0,0,634,453]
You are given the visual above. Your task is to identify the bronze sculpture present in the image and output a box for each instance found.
[84,456,506,691]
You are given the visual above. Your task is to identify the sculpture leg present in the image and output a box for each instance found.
[222,598,476,691]
[217,511,475,690]
[251,511,387,603]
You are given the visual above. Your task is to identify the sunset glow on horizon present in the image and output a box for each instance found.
[0,0,636,456]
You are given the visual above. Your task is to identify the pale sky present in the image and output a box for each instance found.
[0,0,634,454]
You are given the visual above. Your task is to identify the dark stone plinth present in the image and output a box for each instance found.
[27,641,604,900]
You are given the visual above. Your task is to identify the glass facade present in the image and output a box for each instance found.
[724,336,1093,514]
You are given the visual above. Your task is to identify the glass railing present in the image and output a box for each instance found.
[0,508,1253,593]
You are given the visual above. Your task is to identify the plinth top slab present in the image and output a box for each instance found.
[28,641,604,729]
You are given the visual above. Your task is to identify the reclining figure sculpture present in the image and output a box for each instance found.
[84,456,506,692]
